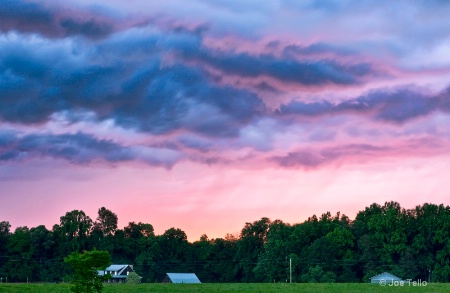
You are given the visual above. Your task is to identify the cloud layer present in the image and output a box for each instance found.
[3,0,450,241]
[1,0,450,170]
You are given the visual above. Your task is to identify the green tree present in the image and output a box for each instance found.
[0,221,10,246]
[0,221,11,276]
[354,202,408,280]
[325,226,357,282]
[191,234,213,282]
[94,207,118,237]
[57,210,93,253]
[89,208,119,258]
[253,220,293,282]
[121,222,157,281]
[124,222,154,238]
[207,234,239,282]
[134,236,159,283]
[301,265,336,283]
[236,217,271,282]
[30,225,56,282]
[109,229,129,263]
[410,203,450,281]
[126,272,141,284]
[156,228,190,278]
[368,202,408,266]
[392,248,419,280]
[3,227,36,282]
[64,250,111,293]
[122,222,154,261]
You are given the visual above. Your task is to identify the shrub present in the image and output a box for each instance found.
[126,272,141,284]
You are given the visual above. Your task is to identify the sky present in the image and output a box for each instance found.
[1,0,450,241]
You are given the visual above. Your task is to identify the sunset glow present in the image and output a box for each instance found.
[1,0,450,240]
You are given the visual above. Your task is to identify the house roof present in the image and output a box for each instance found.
[166,273,201,284]
[98,264,134,278]
[105,264,129,273]
[370,272,402,281]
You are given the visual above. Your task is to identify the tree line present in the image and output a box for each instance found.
[1,202,450,283]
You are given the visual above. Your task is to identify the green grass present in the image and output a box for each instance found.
[0,283,448,293]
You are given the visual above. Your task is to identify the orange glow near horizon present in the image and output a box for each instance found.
[3,154,450,241]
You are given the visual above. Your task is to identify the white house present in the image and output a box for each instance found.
[98,264,138,283]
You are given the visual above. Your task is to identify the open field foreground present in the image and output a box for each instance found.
[0,283,449,293]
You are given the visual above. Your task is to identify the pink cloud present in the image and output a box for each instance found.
[2,0,450,242]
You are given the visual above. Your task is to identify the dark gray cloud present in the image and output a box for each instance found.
[177,135,214,153]
[0,30,266,138]
[0,0,53,32]
[58,18,113,39]
[0,1,447,147]
[0,131,180,168]
[0,0,114,39]
[278,88,450,123]
[1,22,445,145]
[272,144,390,168]
[272,150,325,167]
[282,43,355,58]
[181,49,373,86]
[0,131,129,163]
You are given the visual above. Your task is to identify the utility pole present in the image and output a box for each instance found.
[290,257,292,283]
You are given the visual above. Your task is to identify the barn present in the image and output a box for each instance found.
[163,273,201,283]
[370,272,402,284]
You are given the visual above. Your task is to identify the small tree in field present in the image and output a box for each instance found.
[126,272,141,284]
[64,250,111,293]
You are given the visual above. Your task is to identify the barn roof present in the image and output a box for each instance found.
[370,272,402,281]
[166,273,201,283]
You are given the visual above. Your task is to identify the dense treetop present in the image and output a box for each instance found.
[1,202,450,283]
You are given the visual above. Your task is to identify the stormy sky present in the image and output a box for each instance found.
[1,0,450,240]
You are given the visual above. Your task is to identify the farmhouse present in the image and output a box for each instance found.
[98,264,139,283]
[370,272,402,284]
[163,273,201,283]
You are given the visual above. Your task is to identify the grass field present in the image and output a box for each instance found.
[0,283,448,293]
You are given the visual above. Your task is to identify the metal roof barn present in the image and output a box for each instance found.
[370,272,402,284]
[165,273,201,283]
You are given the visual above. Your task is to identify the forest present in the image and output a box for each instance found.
[1,201,450,283]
